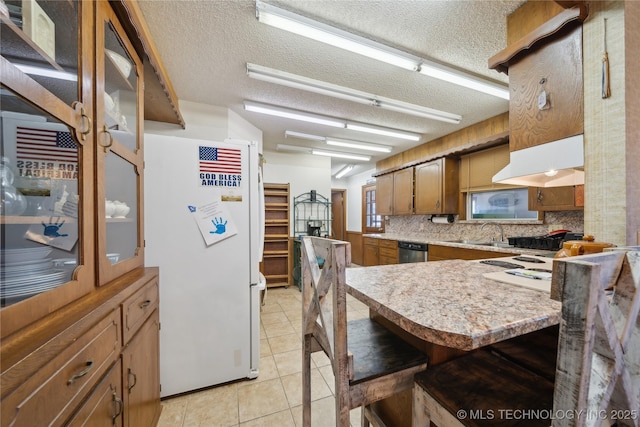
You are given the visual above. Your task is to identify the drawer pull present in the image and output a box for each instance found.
[127,368,137,392]
[112,391,123,424]
[139,299,151,309]
[67,360,94,385]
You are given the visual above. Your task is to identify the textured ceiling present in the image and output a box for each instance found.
[138,0,525,175]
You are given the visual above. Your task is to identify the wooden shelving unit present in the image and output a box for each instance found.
[261,183,290,288]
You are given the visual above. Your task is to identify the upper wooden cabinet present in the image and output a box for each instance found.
[375,168,413,216]
[489,2,587,153]
[414,158,458,215]
[459,144,514,192]
[528,185,584,211]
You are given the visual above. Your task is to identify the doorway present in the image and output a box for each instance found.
[331,189,346,240]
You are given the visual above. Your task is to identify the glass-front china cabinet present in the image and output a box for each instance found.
[1,0,143,335]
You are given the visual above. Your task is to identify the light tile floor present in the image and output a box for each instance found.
[157,283,371,427]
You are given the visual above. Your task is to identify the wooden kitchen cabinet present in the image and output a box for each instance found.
[528,185,584,211]
[1,1,175,424]
[459,144,514,192]
[427,244,512,262]
[489,4,586,152]
[414,157,459,215]
[363,237,398,266]
[375,168,413,216]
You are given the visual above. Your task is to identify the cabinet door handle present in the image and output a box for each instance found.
[67,360,94,384]
[73,102,92,141]
[139,299,151,309]
[127,368,137,392]
[112,391,123,425]
[99,125,114,152]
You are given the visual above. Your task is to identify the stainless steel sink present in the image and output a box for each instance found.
[443,240,514,248]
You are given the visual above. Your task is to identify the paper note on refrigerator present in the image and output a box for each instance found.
[188,190,238,246]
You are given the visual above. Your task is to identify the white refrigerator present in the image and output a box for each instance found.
[144,135,265,397]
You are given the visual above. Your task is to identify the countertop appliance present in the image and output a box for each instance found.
[398,241,428,263]
[476,255,555,293]
[144,135,265,397]
[507,231,583,250]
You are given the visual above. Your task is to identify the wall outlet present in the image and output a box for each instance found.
[548,224,563,232]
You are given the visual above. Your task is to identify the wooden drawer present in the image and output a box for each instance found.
[363,237,379,246]
[379,247,397,259]
[122,279,159,345]
[378,239,397,249]
[1,310,121,427]
[66,359,123,426]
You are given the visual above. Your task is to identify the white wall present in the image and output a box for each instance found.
[262,150,332,236]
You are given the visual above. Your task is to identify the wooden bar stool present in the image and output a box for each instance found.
[413,250,640,427]
[301,237,429,427]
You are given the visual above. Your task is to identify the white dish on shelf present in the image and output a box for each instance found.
[1,247,53,263]
[22,0,55,59]
[105,49,132,78]
[107,253,120,264]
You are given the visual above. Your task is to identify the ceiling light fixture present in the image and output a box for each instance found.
[244,100,344,127]
[245,101,421,141]
[325,138,392,153]
[284,130,326,141]
[345,123,420,141]
[335,164,354,179]
[247,63,462,123]
[255,1,509,100]
[256,1,420,71]
[311,149,371,161]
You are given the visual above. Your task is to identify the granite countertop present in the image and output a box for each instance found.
[363,233,556,256]
[346,260,561,351]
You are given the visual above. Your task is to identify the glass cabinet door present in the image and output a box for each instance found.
[0,0,95,336]
[95,1,143,285]
[1,0,80,104]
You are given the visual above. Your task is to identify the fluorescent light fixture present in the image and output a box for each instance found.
[335,164,354,179]
[256,1,420,71]
[311,149,371,161]
[247,63,462,123]
[418,62,510,100]
[345,123,420,141]
[244,101,345,128]
[284,130,326,141]
[245,101,420,140]
[14,64,77,82]
[325,138,391,153]
[256,1,509,100]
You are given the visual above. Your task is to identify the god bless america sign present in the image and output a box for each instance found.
[198,145,242,188]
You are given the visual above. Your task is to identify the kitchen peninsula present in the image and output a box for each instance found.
[345,259,561,426]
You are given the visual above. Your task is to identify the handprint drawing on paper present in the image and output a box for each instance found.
[210,217,228,235]
[42,218,69,237]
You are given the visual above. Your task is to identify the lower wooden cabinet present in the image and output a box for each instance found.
[0,268,160,427]
[363,237,398,266]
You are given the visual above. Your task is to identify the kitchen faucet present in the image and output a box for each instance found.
[481,222,504,242]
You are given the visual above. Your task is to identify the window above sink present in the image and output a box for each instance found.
[468,188,538,220]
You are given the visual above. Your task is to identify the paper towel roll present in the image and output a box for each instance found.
[431,216,453,224]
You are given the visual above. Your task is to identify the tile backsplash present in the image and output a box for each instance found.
[386,211,585,242]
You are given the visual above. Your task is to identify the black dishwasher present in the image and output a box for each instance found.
[398,241,428,263]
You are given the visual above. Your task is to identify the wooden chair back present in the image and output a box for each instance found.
[301,236,428,427]
[553,250,640,426]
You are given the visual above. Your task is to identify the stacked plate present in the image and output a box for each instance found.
[1,247,69,305]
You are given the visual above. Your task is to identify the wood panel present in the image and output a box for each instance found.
[375,174,394,216]
[506,1,567,45]
[375,113,509,173]
[393,168,414,215]
[346,231,363,266]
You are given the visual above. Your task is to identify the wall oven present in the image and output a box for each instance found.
[398,241,428,263]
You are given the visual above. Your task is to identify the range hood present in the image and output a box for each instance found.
[492,134,584,187]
